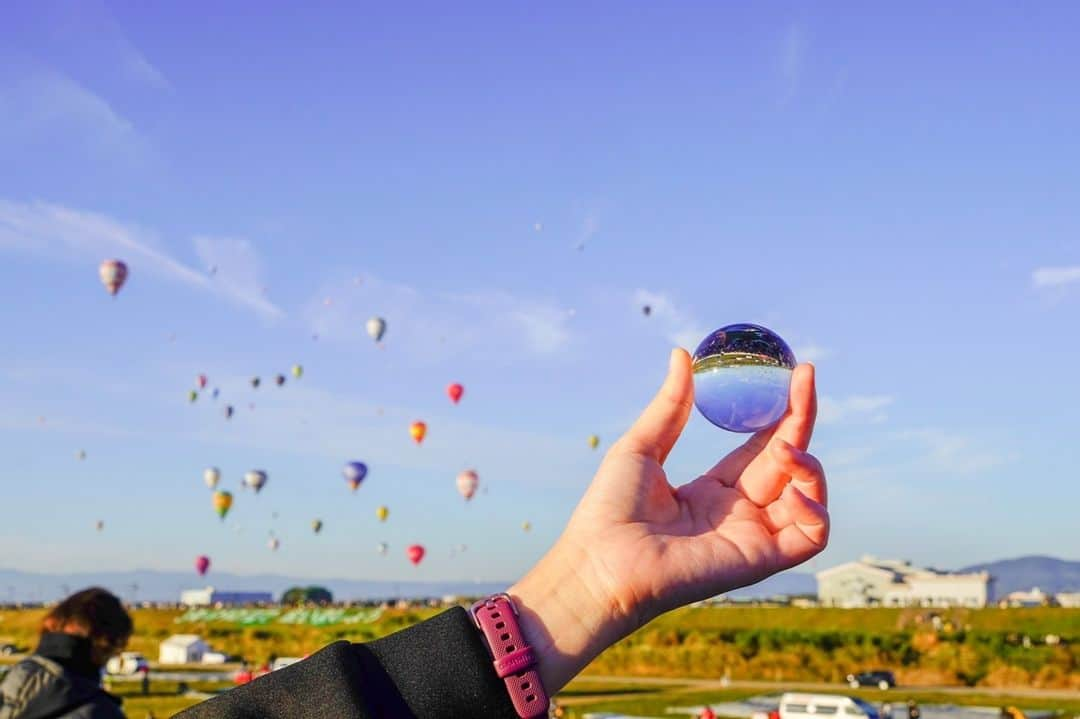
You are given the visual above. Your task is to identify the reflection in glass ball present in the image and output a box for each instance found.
[691,323,796,433]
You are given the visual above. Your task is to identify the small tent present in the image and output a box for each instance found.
[159,634,210,665]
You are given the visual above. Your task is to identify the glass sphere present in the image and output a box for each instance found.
[691,323,796,433]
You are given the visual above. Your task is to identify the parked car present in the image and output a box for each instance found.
[780,693,881,719]
[847,670,896,690]
[105,651,149,675]
[270,657,303,671]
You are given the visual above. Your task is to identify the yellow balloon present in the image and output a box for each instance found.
[588,434,600,450]
[376,505,389,522]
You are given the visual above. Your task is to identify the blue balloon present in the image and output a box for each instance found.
[343,461,368,489]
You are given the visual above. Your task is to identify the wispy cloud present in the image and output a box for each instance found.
[793,343,831,363]
[576,214,599,251]
[0,199,283,319]
[182,378,591,487]
[0,68,143,156]
[306,275,572,359]
[1032,265,1080,289]
[820,445,877,469]
[778,23,807,104]
[123,51,169,91]
[819,394,894,425]
[194,236,283,320]
[632,289,709,350]
[891,428,1015,475]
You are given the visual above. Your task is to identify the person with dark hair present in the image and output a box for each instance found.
[0,587,132,718]
[179,352,829,719]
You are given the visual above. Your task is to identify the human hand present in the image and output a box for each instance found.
[510,348,828,691]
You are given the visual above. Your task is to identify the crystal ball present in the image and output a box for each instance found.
[691,323,796,433]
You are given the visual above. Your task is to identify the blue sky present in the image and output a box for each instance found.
[1,1,1077,586]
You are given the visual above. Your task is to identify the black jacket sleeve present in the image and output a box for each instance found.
[175,607,521,719]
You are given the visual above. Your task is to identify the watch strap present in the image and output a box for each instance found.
[470,594,549,718]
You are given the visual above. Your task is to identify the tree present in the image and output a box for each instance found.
[281,586,333,605]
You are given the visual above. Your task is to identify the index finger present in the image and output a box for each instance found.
[700,362,817,485]
[771,362,817,451]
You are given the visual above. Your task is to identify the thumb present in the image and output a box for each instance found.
[619,348,694,464]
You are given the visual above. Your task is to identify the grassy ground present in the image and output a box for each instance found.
[107,679,1080,718]
[3,606,1077,716]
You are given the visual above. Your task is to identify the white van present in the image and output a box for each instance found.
[779,693,881,719]
[105,652,149,675]
[270,657,303,671]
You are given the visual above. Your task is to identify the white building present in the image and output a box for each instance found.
[1001,587,1050,607]
[816,555,992,608]
[1055,591,1080,608]
[159,634,210,665]
[180,586,274,607]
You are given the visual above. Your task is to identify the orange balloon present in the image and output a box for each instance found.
[410,421,427,444]
[212,490,233,520]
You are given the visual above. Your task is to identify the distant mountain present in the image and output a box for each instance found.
[4,556,1073,605]
[724,570,816,599]
[0,568,507,604]
[959,555,1080,596]
[0,567,815,604]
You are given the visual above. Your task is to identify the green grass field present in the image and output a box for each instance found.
[3,605,1078,717]
[91,678,1080,718]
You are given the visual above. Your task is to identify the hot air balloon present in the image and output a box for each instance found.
[212,490,233,520]
[250,377,261,389]
[376,505,389,522]
[410,421,427,445]
[274,374,286,387]
[642,305,652,316]
[98,260,128,296]
[95,520,104,532]
[377,542,388,555]
[195,555,210,576]
[196,374,208,389]
[588,434,600,450]
[211,387,220,399]
[244,470,268,493]
[188,390,199,403]
[366,317,386,342]
[268,537,280,552]
[203,467,221,489]
[76,450,87,461]
[407,544,425,566]
[447,383,464,404]
[343,462,367,491]
[311,519,323,534]
[456,470,479,501]
[291,364,303,379]
[522,521,532,532]
[224,405,234,420]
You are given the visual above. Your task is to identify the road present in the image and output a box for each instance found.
[575,675,1080,701]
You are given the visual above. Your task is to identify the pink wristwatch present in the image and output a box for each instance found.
[470,593,550,718]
